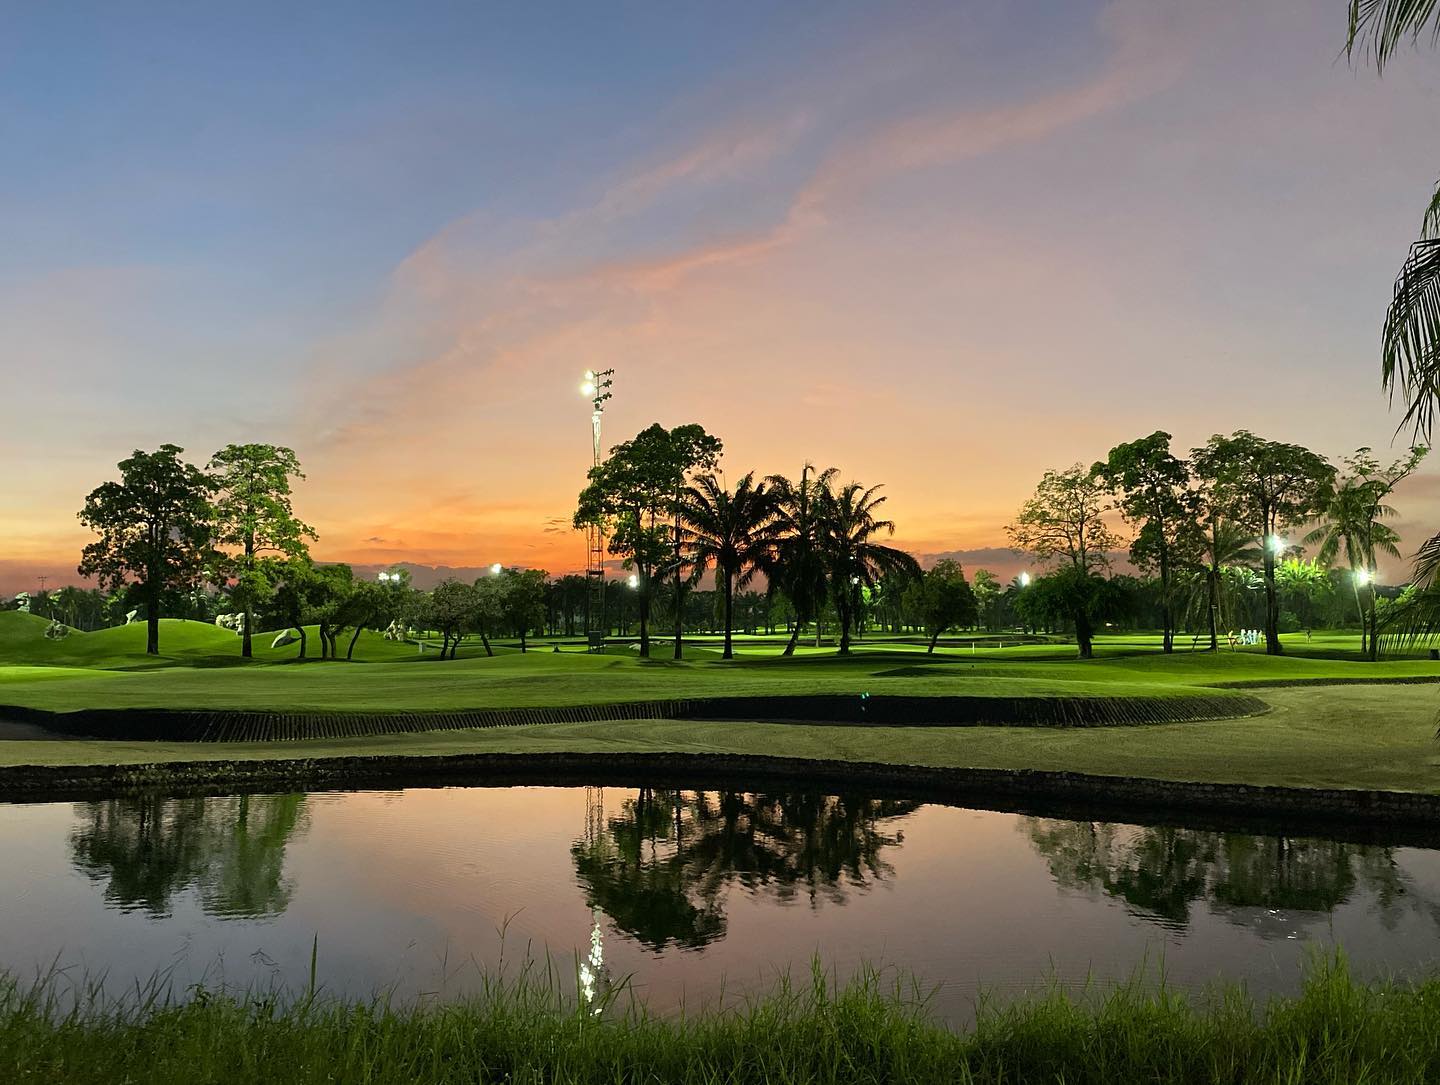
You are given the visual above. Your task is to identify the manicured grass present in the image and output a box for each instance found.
[4,954,1439,1084]
[4,617,1438,795]
[1,685,1436,793]
[2,618,1438,716]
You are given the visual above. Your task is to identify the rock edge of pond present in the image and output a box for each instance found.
[0,692,1267,741]
[2,751,1438,843]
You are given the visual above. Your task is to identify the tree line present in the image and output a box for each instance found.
[575,423,922,658]
[1006,430,1425,659]
[39,423,1434,661]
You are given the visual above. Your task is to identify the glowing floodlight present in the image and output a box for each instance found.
[627,574,638,589]
[1019,571,1031,587]
[584,369,595,381]
[1355,568,1373,586]
[1268,535,1285,553]
[490,562,503,575]
[580,381,596,396]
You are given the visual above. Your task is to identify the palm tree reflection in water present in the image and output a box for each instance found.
[571,789,920,952]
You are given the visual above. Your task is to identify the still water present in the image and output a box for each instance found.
[2,785,1440,1023]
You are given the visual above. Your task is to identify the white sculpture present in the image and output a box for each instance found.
[271,629,299,649]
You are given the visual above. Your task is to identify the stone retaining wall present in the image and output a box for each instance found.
[0,752,1436,838]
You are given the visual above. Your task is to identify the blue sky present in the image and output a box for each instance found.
[3,2,1439,591]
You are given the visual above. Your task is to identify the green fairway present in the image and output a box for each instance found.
[3,616,1439,796]
[0,684,1435,794]
[2,615,1438,716]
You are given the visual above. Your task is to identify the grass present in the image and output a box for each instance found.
[3,615,1438,716]
[3,616,1439,795]
[1,684,1436,792]
[4,953,1439,1083]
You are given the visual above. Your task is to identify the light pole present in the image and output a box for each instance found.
[581,369,614,650]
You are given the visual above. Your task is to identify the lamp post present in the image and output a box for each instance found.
[580,369,615,650]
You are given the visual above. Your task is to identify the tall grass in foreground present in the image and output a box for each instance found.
[5,954,1440,1083]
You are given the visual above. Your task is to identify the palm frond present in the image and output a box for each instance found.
[1381,239,1440,442]
[1425,180,1440,238]
[1348,0,1440,72]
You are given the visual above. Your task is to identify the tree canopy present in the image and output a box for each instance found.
[77,445,216,655]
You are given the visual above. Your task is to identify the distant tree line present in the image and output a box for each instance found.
[29,418,1434,662]
[1006,431,1425,659]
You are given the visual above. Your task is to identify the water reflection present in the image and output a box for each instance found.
[571,789,919,950]
[1022,818,1426,935]
[69,794,308,917]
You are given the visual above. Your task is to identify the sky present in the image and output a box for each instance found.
[3,0,1439,595]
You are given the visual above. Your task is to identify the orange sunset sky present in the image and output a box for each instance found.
[4,1,1440,595]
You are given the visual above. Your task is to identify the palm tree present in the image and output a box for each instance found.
[1345,2,1440,437]
[765,464,837,655]
[680,472,777,659]
[1305,480,1400,658]
[1196,514,1259,650]
[819,481,921,654]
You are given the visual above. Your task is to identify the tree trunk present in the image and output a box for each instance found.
[1159,549,1173,653]
[1206,563,1219,651]
[1074,609,1094,659]
[144,580,160,654]
[1262,543,1282,655]
[479,627,493,656]
[346,623,363,661]
[928,630,939,654]
[783,622,801,656]
[722,569,735,659]
[1366,586,1379,662]
[638,581,651,658]
[297,626,308,660]
[242,605,253,659]
[673,524,684,660]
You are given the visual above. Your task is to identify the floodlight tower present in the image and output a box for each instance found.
[580,368,614,649]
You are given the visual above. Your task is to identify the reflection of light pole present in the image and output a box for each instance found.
[581,369,615,650]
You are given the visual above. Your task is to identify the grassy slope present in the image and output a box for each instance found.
[1,685,1436,793]
[3,617,1438,715]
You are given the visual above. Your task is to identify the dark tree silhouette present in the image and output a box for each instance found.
[680,472,777,659]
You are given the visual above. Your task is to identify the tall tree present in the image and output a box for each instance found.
[971,569,1003,632]
[77,445,215,655]
[820,481,920,654]
[574,423,720,658]
[766,464,838,654]
[1192,432,1334,655]
[1093,432,1203,654]
[664,427,722,660]
[1006,464,1121,658]
[496,567,549,652]
[422,579,478,660]
[1344,2,1440,438]
[1193,513,1259,650]
[1308,446,1427,657]
[680,472,776,659]
[209,444,315,659]
[902,559,979,652]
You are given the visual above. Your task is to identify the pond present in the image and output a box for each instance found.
[2,783,1439,1024]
